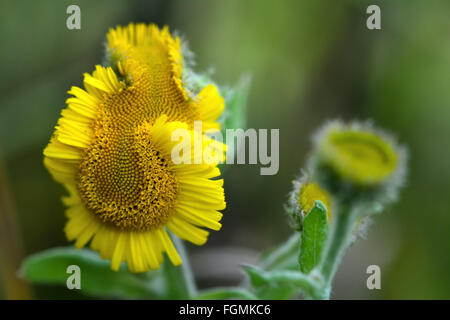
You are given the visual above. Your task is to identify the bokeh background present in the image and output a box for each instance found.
[1,0,450,299]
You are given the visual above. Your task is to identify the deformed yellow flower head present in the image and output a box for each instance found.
[314,121,399,187]
[106,23,224,131]
[43,23,227,273]
[299,182,331,220]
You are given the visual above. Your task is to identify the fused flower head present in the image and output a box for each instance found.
[106,23,224,131]
[43,24,227,273]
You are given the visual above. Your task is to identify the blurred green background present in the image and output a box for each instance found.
[1,0,449,299]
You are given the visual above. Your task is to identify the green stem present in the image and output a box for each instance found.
[260,233,300,270]
[175,236,197,296]
[163,235,197,299]
[317,204,357,295]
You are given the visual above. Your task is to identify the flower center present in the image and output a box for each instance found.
[328,131,397,185]
[114,45,198,124]
[108,29,199,125]
[77,108,179,231]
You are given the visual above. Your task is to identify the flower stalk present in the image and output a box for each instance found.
[318,203,356,290]
[170,235,197,298]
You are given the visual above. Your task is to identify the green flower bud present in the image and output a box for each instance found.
[308,120,408,211]
[287,173,332,230]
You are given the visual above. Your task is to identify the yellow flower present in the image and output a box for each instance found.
[106,23,224,131]
[315,121,398,187]
[44,64,226,273]
[299,182,331,220]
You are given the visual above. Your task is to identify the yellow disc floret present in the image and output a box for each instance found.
[78,117,179,231]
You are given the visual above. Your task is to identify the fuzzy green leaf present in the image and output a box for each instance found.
[20,247,163,299]
[242,265,295,299]
[241,265,267,287]
[299,201,329,274]
[242,265,323,299]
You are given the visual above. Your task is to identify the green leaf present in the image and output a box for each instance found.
[242,265,323,299]
[242,265,294,299]
[242,265,268,287]
[299,201,329,274]
[256,282,298,300]
[20,247,164,299]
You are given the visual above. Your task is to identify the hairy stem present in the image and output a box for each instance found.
[317,204,356,297]
[171,235,197,297]
[260,233,300,270]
